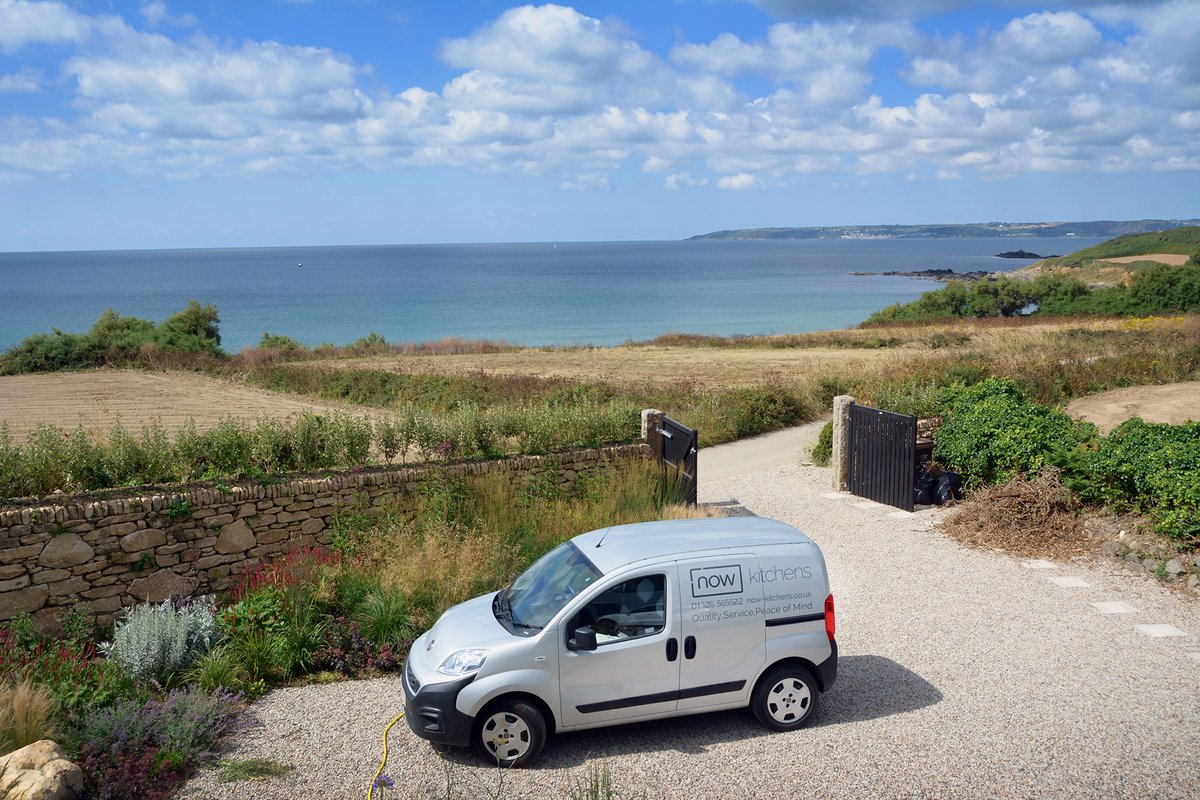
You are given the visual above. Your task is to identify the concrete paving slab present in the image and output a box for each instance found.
[1135,624,1189,638]
[1090,601,1138,614]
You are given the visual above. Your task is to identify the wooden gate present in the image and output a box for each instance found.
[848,404,916,512]
[658,415,698,506]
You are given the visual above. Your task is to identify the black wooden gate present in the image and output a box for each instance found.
[659,415,698,506]
[848,404,916,512]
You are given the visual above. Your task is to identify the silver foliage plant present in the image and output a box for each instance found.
[100,598,220,686]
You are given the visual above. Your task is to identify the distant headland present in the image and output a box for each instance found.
[688,219,1200,241]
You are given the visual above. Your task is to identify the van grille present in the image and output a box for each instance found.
[406,661,421,694]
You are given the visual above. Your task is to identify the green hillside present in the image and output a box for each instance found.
[1040,226,1200,268]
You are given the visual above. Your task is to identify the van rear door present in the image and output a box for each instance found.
[676,554,765,711]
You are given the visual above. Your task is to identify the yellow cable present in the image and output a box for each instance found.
[367,709,406,800]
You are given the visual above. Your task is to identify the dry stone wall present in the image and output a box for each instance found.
[0,444,650,630]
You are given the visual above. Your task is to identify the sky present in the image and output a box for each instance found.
[0,0,1197,251]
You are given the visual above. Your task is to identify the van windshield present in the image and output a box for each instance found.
[501,541,603,631]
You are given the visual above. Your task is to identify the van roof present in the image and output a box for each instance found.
[575,517,813,574]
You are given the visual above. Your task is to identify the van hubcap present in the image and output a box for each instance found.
[481,712,531,761]
[767,677,811,725]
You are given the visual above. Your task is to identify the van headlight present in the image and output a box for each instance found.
[437,648,489,676]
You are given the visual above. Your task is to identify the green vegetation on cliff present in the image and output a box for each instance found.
[867,228,1200,323]
[0,301,222,374]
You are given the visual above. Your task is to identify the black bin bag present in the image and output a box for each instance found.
[935,471,963,505]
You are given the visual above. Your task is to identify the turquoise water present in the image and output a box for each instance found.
[0,238,1103,351]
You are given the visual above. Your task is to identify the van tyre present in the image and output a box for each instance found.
[472,698,547,767]
[752,665,819,731]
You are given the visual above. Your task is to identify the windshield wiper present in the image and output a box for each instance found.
[494,588,513,622]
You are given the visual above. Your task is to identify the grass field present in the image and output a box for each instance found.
[2,315,1196,445]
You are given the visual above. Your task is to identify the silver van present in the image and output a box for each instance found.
[402,516,837,766]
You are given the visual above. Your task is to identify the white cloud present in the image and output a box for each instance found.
[718,173,764,190]
[664,172,708,189]
[0,1,1197,191]
[140,1,197,28]
[0,0,91,52]
[0,68,40,92]
[560,171,612,191]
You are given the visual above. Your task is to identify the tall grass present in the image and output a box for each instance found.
[0,681,56,756]
[362,460,707,627]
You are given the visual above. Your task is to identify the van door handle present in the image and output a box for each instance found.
[684,636,696,659]
[666,638,678,662]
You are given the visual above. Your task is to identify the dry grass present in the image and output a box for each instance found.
[371,462,712,628]
[0,681,55,756]
[939,471,1090,558]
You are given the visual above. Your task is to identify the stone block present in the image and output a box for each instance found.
[96,522,139,539]
[46,576,88,596]
[257,530,289,545]
[216,519,257,554]
[237,503,256,517]
[120,528,165,553]
[207,565,230,581]
[206,514,234,528]
[0,584,49,619]
[86,596,123,614]
[0,564,26,580]
[275,511,311,524]
[82,584,124,599]
[0,574,31,592]
[196,553,240,570]
[31,569,70,585]
[299,518,325,535]
[0,545,44,565]
[127,570,195,603]
[156,553,180,567]
[38,533,95,567]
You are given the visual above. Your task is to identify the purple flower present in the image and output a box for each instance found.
[373,773,394,790]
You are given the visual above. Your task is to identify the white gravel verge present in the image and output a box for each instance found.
[180,438,1200,800]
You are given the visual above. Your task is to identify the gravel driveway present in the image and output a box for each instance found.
[180,434,1200,800]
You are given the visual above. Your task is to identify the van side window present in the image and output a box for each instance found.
[568,574,666,645]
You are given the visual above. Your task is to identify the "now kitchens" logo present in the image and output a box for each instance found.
[690,564,744,598]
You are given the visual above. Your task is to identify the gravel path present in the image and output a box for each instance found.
[180,435,1200,800]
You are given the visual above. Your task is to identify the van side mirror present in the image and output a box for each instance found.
[568,626,597,652]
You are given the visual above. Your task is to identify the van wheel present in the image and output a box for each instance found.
[752,665,819,732]
[472,698,547,767]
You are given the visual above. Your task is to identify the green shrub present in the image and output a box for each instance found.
[353,590,412,648]
[258,332,304,352]
[1073,418,1200,543]
[0,302,225,375]
[934,378,1096,488]
[810,421,833,467]
[101,600,219,687]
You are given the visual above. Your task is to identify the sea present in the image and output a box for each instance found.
[0,237,1105,352]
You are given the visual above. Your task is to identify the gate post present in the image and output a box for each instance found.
[641,408,664,455]
[831,395,854,491]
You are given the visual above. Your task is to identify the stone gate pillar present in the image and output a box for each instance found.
[831,395,855,491]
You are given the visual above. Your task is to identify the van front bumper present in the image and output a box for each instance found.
[403,656,476,747]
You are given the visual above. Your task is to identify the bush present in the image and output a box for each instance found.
[101,600,220,687]
[0,620,132,716]
[934,378,1096,488]
[0,302,225,375]
[810,422,833,467]
[1072,418,1200,543]
[68,687,243,800]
